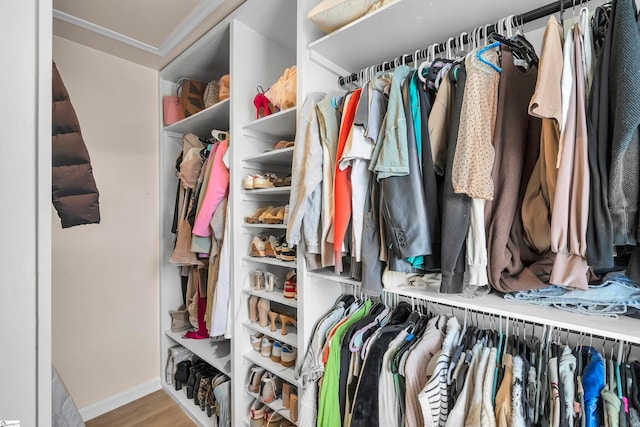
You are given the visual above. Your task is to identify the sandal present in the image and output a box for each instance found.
[245,206,273,223]
[262,206,285,224]
[273,176,291,187]
[250,235,268,257]
[273,140,294,150]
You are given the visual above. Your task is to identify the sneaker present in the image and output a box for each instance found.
[271,341,282,363]
[250,332,264,351]
[260,337,274,358]
[281,345,297,368]
[253,173,276,189]
[249,400,266,427]
[243,174,256,190]
[279,242,296,262]
[283,274,297,299]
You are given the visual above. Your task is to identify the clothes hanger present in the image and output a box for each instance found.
[477,41,502,72]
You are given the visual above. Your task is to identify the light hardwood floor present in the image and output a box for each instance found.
[85,390,196,427]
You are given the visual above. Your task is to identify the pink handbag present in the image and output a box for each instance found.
[163,95,185,126]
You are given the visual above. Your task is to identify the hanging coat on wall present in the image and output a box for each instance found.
[52,61,100,228]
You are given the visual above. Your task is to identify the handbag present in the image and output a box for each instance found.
[203,80,220,108]
[265,66,296,110]
[163,94,184,126]
[178,78,206,117]
[218,74,230,101]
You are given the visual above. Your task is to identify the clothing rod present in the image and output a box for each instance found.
[338,0,589,86]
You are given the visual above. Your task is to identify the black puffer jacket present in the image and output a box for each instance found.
[52,61,100,228]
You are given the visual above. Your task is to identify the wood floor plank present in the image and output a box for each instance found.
[86,390,196,427]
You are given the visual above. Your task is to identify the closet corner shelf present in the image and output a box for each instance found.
[163,383,212,427]
[242,146,294,166]
[243,350,297,385]
[241,255,297,269]
[244,288,298,308]
[242,107,296,140]
[242,320,298,348]
[165,330,232,376]
[163,98,230,136]
[245,390,297,425]
[307,268,362,287]
[242,186,292,197]
[387,287,640,345]
[243,222,288,230]
[307,0,552,73]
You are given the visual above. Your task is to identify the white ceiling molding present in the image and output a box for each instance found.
[53,0,224,57]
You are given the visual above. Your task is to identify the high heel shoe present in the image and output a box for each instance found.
[268,311,280,332]
[249,295,260,323]
[279,313,297,336]
[254,86,278,119]
[257,298,270,327]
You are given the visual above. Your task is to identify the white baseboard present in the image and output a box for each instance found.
[79,377,161,421]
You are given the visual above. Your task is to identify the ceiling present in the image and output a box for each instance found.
[52,0,246,69]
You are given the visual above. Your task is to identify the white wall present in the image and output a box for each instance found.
[52,36,160,411]
[0,1,51,425]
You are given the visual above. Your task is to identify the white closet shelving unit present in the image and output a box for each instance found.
[158,14,233,427]
[158,0,640,426]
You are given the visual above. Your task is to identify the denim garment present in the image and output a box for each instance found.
[504,272,640,317]
[582,347,605,427]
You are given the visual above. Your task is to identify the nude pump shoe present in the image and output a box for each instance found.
[257,298,270,327]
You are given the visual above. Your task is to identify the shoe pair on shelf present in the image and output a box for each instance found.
[250,235,296,262]
[249,399,296,427]
[250,270,283,292]
[249,297,297,335]
[250,334,297,367]
[243,173,291,190]
[245,205,289,225]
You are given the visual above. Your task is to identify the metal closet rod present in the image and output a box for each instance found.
[338,0,586,86]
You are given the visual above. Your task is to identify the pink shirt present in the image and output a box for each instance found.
[192,139,229,237]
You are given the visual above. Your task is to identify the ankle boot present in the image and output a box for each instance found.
[175,360,192,391]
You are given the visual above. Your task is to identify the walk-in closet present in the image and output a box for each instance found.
[3,0,640,425]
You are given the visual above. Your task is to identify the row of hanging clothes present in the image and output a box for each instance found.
[169,130,232,339]
[297,291,640,427]
[285,0,640,317]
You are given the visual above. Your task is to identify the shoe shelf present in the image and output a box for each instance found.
[244,288,298,309]
[246,390,297,425]
[242,146,294,166]
[163,98,230,137]
[244,350,297,385]
[307,268,362,287]
[242,255,296,269]
[165,330,232,376]
[243,222,288,230]
[243,320,298,348]
[242,107,297,140]
[164,383,213,427]
[242,186,292,197]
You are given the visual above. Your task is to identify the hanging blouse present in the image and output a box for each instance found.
[451,48,500,200]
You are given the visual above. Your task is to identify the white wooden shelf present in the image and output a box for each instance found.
[164,98,230,137]
[244,288,298,309]
[242,107,297,140]
[242,147,294,166]
[242,186,291,196]
[246,390,297,425]
[242,256,296,269]
[243,320,298,348]
[163,383,213,427]
[243,223,288,230]
[243,351,297,385]
[165,330,232,376]
[307,268,362,287]
[307,0,556,74]
[386,286,640,345]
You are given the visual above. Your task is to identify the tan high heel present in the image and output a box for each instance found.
[279,314,297,336]
[290,393,298,422]
[257,298,270,327]
[249,295,260,323]
[268,311,280,332]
